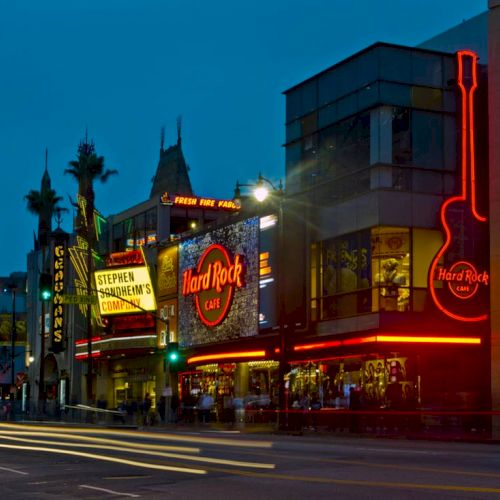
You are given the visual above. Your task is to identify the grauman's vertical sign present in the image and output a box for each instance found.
[182,244,245,327]
[51,242,66,353]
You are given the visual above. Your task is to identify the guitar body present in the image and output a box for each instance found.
[428,51,489,322]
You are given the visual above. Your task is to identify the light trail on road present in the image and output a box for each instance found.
[0,443,207,475]
[0,423,273,449]
[0,434,276,469]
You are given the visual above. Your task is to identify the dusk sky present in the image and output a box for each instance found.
[0,0,485,276]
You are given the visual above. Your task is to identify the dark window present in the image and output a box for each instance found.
[392,108,411,165]
[412,111,443,169]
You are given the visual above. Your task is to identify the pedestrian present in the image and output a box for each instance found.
[158,396,166,423]
[143,393,152,425]
[170,393,179,423]
[198,392,214,424]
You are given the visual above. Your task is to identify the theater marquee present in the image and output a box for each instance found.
[94,266,156,315]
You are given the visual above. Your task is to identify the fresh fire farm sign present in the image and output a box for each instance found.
[94,266,156,315]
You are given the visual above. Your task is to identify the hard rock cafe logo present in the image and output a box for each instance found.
[435,261,489,300]
[182,244,245,327]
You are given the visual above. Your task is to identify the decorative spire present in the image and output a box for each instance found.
[160,126,165,155]
[41,148,51,191]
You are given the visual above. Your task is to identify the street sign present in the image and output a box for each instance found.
[62,294,97,305]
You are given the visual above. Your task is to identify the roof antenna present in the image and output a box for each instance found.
[177,115,182,145]
[45,148,48,172]
[160,126,165,153]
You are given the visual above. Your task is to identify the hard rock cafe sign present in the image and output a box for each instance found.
[428,50,489,322]
[182,244,245,327]
[435,261,489,300]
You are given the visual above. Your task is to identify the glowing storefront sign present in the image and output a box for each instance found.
[182,244,245,327]
[428,50,489,322]
[160,192,241,211]
[435,261,489,300]
[94,266,156,315]
[51,241,66,353]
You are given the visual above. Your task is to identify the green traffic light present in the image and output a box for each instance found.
[169,352,179,362]
[40,290,52,301]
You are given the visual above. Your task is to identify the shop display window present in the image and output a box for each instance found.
[371,227,410,312]
[287,355,417,410]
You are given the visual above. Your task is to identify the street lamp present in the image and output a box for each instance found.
[7,281,17,393]
[234,173,287,428]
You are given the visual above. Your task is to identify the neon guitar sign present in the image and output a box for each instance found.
[429,50,489,322]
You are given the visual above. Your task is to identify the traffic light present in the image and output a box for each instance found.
[39,273,53,302]
[167,342,179,363]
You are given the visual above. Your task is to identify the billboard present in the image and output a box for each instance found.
[94,266,156,315]
[178,217,259,347]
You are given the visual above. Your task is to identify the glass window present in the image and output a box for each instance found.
[319,230,371,319]
[300,80,318,116]
[356,48,380,88]
[318,69,338,107]
[412,111,443,169]
[286,88,301,122]
[318,102,338,129]
[411,86,442,111]
[412,229,442,288]
[392,107,411,165]
[443,115,457,170]
[412,51,442,87]
[412,170,443,194]
[318,113,370,183]
[337,93,357,121]
[379,47,411,83]
[380,82,411,107]
[301,112,317,137]
[358,81,379,110]
[371,227,410,313]
[286,120,301,143]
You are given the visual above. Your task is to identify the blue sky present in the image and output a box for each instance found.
[0,0,486,275]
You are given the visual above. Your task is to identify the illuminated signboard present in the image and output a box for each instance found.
[160,192,241,212]
[94,266,156,315]
[157,246,178,299]
[51,240,66,353]
[182,244,245,327]
[105,250,144,268]
[178,217,259,347]
[428,50,489,322]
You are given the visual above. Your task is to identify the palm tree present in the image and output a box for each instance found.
[25,176,67,247]
[65,138,117,236]
[65,136,117,404]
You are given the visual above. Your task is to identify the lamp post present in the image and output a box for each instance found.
[235,173,287,428]
[7,281,17,392]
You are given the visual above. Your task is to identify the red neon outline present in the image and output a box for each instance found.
[187,243,242,328]
[428,50,488,322]
[293,340,341,351]
[293,335,481,352]
[75,336,102,346]
[187,350,266,364]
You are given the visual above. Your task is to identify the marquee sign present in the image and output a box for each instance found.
[428,50,489,322]
[94,266,156,315]
[182,244,245,327]
[160,192,240,212]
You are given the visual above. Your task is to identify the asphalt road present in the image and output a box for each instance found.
[1,423,500,499]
